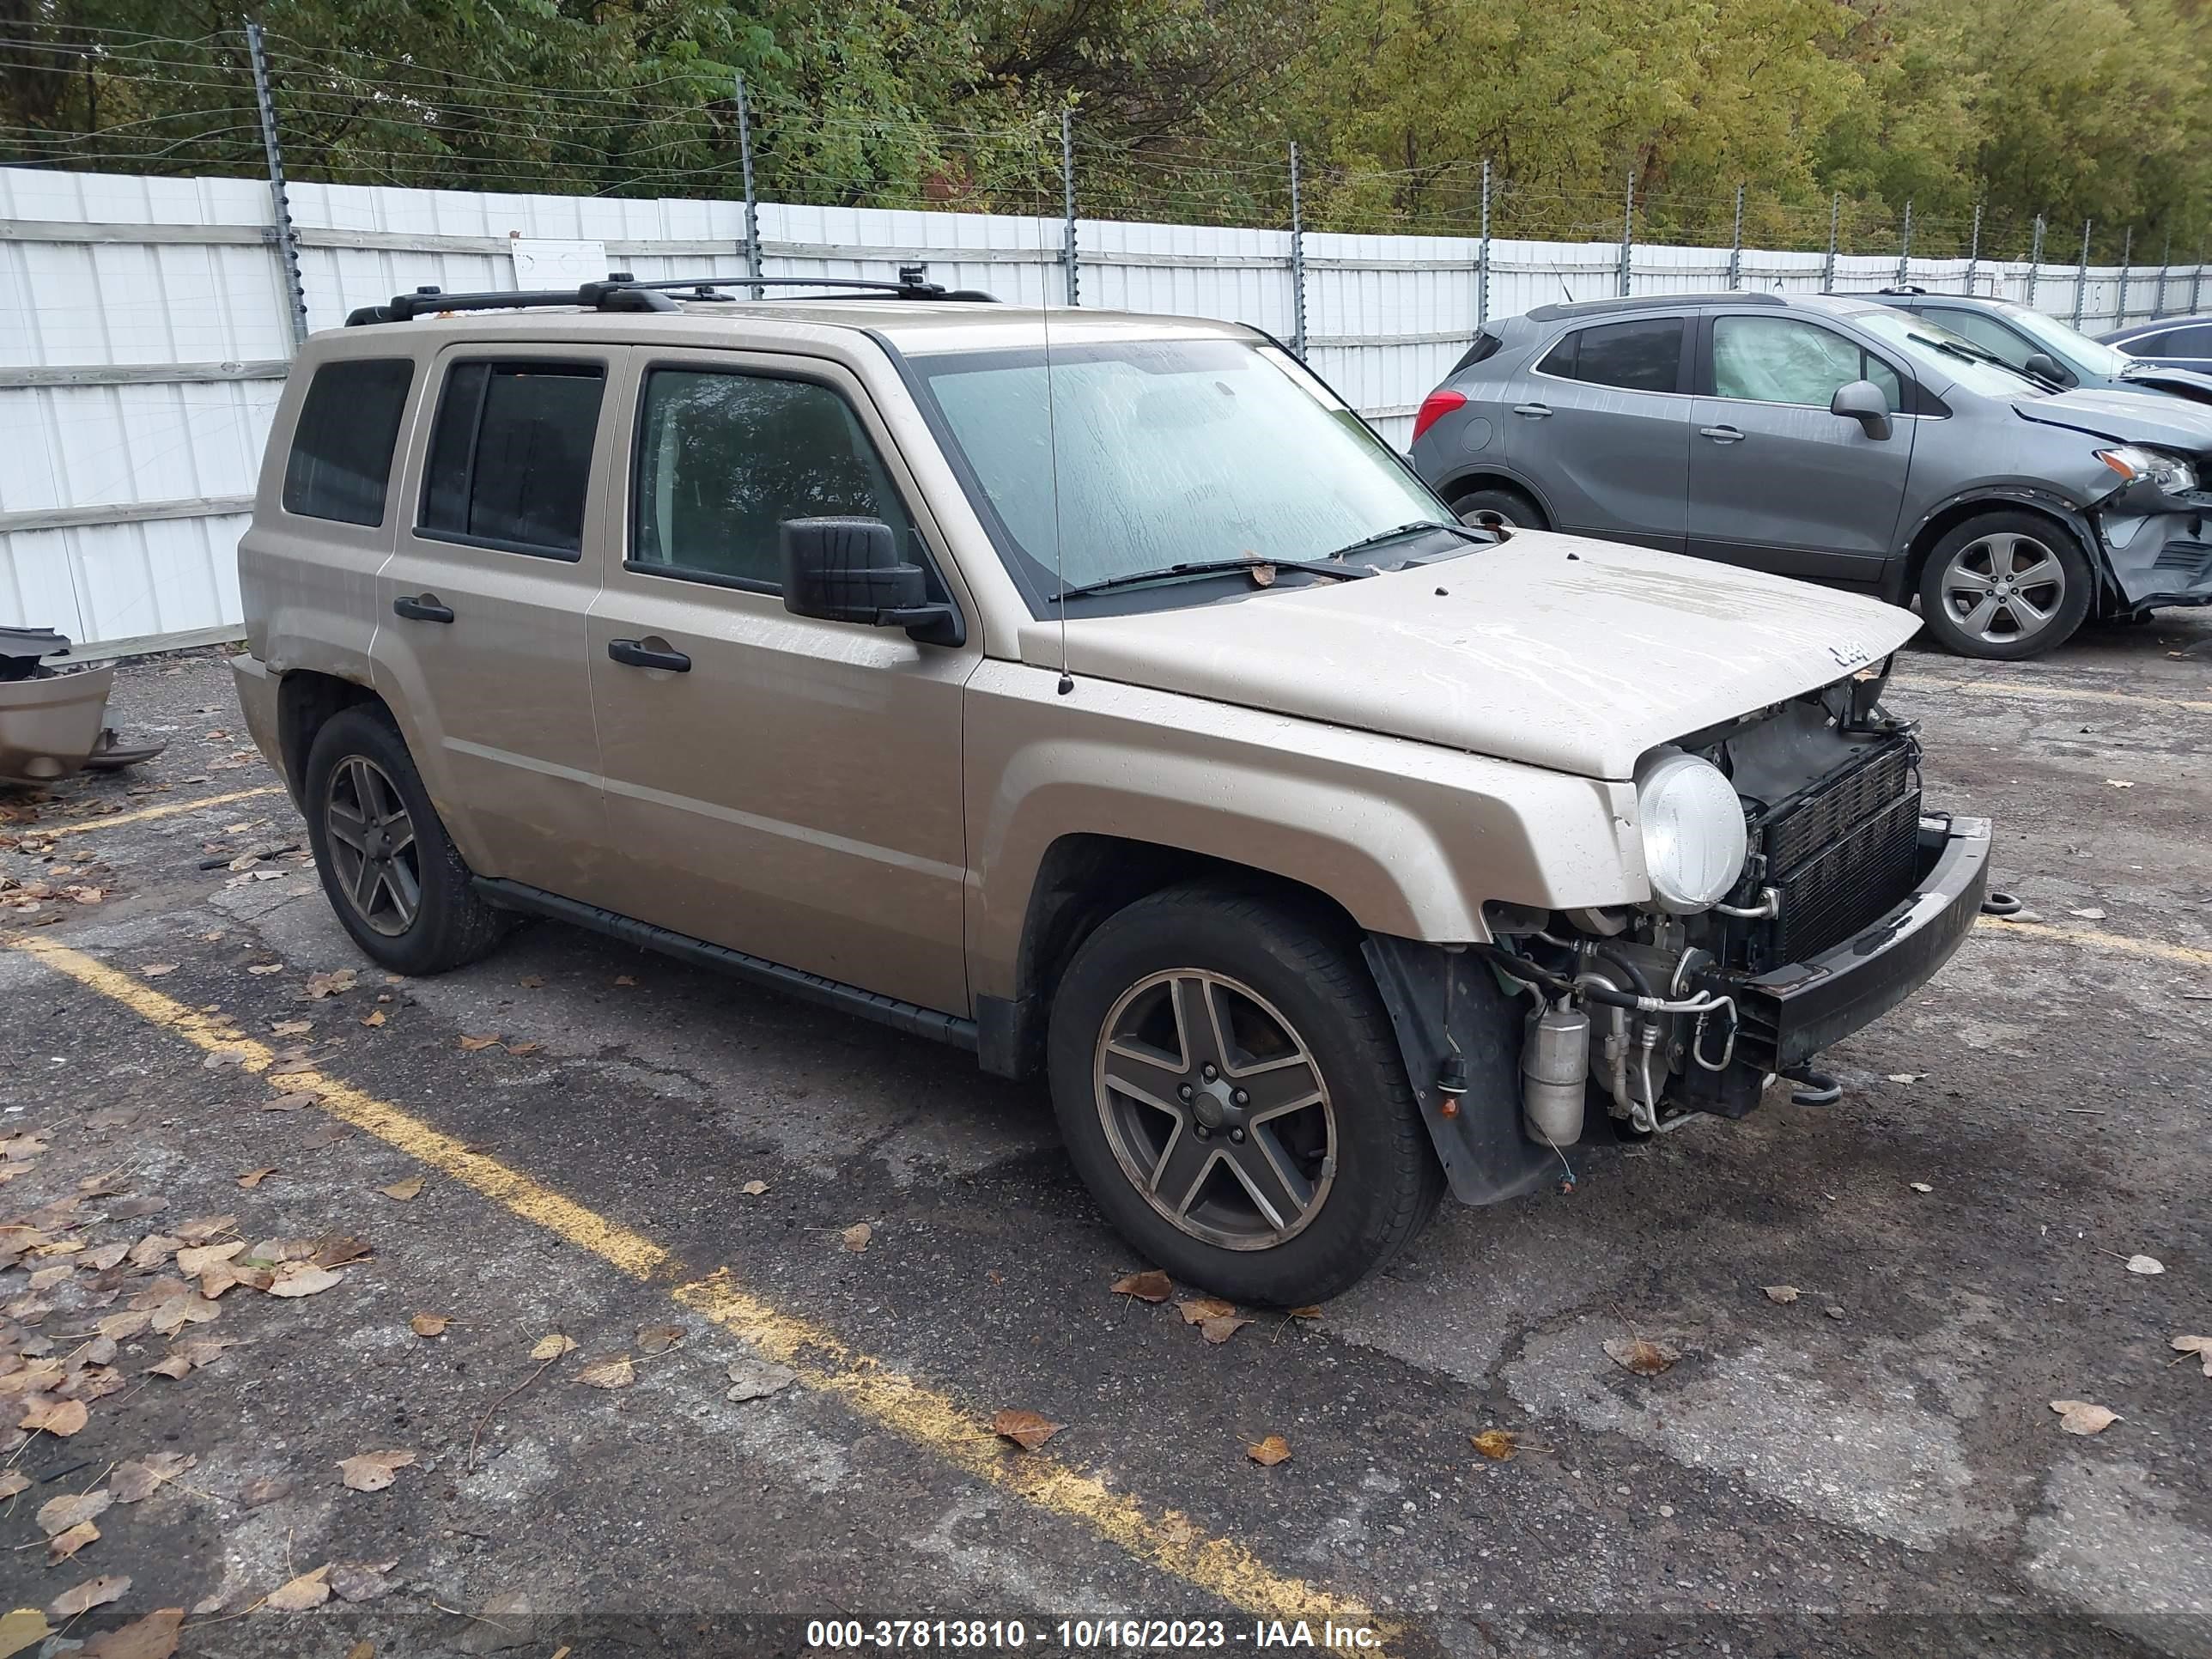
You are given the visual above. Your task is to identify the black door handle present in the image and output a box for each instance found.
[392,594,454,623]
[607,637,691,673]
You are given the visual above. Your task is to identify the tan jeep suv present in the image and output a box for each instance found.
[234,274,1990,1303]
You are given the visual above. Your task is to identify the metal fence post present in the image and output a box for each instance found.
[2195,240,2205,314]
[734,72,760,281]
[1060,109,1078,307]
[2073,218,2092,329]
[1896,198,1912,289]
[2155,229,2170,319]
[246,21,307,346]
[1618,169,1635,297]
[1476,157,1491,330]
[1824,191,1838,290]
[1965,200,1981,295]
[2027,214,2045,307]
[2117,225,2132,325]
[1727,183,1743,289]
[1288,142,1307,359]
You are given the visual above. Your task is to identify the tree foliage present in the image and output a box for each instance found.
[2,0,2208,254]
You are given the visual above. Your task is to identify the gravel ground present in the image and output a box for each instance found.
[0,617,2206,1658]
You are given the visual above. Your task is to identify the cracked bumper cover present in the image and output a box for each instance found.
[1727,815,1991,1071]
[2095,482,2212,610]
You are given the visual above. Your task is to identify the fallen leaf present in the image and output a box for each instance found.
[1287,1305,1323,1320]
[264,1262,343,1298]
[0,1471,27,1499]
[1247,1434,1291,1467]
[2127,1254,2166,1276]
[636,1324,684,1354]
[261,1092,315,1112]
[143,1355,193,1381]
[269,1019,312,1036]
[80,1607,184,1659]
[725,1358,796,1401]
[1763,1285,1801,1304]
[337,1449,417,1492]
[991,1408,1065,1451]
[234,1168,276,1190]
[519,975,546,988]
[0,1609,52,1659]
[2069,907,2108,921]
[46,1520,98,1563]
[1885,1073,1923,1084]
[1111,1269,1172,1303]
[2172,1334,2212,1376]
[1603,1336,1680,1377]
[740,1180,769,1196]
[1909,1182,1933,1194]
[21,1397,88,1437]
[147,1296,218,1337]
[1200,1316,1252,1345]
[378,1176,425,1203]
[1470,1429,1519,1461]
[174,1241,245,1278]
[38,1490,112,1536]
[614,975,635,986]
[410,1313,449,1338]
[841,1223,872,1254]
[96,1311,152,1343]
[304,969,356,999]
[343,1644,374,1659]
[49,1573,130,1619]
[529,1334,577,1361]
[2051,1399,2121,1435]
[246,963,284,976]
[138,963,177,978]
[575,1355,635,1389]
[2106,779,2136,788]
[309,1233,372,1268]
[1178,1297,1237,1324]
[126,1235,181,1269]
[111,1454,194,1503]
[457,1035,501,1052]
[505,1041,538,1055]
[172,1215,238,1244]
[27,1265,73,1293]
[265,1564,331,1611]
[329,1560,398,1603]
[360,1011,386,1028]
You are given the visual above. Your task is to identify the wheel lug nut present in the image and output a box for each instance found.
[1229,1127,1245,1143]
[1194,1125,1211,1139]
[1232,1090,1249,1106]
[1178,1084,1194,1101]
[1201,1064,1217,1080]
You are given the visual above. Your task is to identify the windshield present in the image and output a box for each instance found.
[1850,307,2051,397]
[1998,303,2136,378]
[908,337,1451,607]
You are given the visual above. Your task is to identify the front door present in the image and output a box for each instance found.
[1508,313,1691,551]
[1687,312,1917,586]
[372,346,617,898]
[585,349,974,1017]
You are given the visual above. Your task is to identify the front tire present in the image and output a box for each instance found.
[1917,512,2094,659]
[1047,885,1443,1305]
[1449,484,1546,532]
[302,705,508,975]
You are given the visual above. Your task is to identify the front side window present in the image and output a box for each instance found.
[1925,308,2038,370]
[283,358,413,526]
[908,338,1449,605]
[632,370,916,588]
[420,361,605,556]
[1540,318,1683,393]
[1712,316,1901,410]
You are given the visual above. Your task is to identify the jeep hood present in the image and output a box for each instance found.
[1021,532,1919,780]
[2012,386,2212,451]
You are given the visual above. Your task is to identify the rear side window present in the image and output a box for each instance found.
[1450,331,1504,375]
[631,368,918,590]
[420,361,605,556]
[1537,318,1682,393]
[282,358,413,526]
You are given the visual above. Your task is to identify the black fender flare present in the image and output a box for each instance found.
[1882,487,2108,607]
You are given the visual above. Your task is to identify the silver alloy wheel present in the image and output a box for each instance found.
[1091,969,1336,1251]
[324,754,421,937]
[1940,532,2067,646]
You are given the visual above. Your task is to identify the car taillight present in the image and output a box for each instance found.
[1412,388,1468,443]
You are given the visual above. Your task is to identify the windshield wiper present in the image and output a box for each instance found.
[1049,556,1379,604]
[1911,331,2063,391]
[1327,520,1493,557]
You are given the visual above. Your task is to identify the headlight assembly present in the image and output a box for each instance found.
[2097,444,2198,494]
[1635,750,1748,914]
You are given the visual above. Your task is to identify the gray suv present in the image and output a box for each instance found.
[1409,291,2212,658]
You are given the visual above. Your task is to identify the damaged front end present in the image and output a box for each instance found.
[0,627,167,786]
[1368,661,1990,1207]
[2089,457,2212,613]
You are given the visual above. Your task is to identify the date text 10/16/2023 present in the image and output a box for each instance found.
[803,1620,1384,1650]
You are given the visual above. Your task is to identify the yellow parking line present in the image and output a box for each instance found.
[32,785,285,838]
[7,933,1383,1638]
[1973,915,2212,970]
[1892,677,2212,716]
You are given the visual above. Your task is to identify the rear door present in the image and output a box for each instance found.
[372,346,618,900]
[1506,313,1691,550]
[1686,311,1917,585]
[583,348,974,1016]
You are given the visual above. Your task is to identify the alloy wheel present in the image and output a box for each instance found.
[1940,532,2067,646]
[1091,969,1336,1251]
[324,754,421,937]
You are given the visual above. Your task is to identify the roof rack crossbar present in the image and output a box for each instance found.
[348,270,997,326]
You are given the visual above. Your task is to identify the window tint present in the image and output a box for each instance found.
[1713,316,1899,410]
[632,370,916,588]
[1540,318,1683,392]
[420,361,605,555]
[1925,308,2037,369]
[283,359,413,526]
[2151,325,2212,357]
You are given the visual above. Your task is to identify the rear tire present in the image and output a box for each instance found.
[1046,884,1443,1305]
[1449,484,1546,532]
[302,705,509,976]
[1917,512,2094,659]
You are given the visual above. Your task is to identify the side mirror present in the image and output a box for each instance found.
[1830,379,1893,441]
[2023,350,2072,386]
[779,517,963,647]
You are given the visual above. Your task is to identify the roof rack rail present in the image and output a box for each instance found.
[346,270,998,326]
